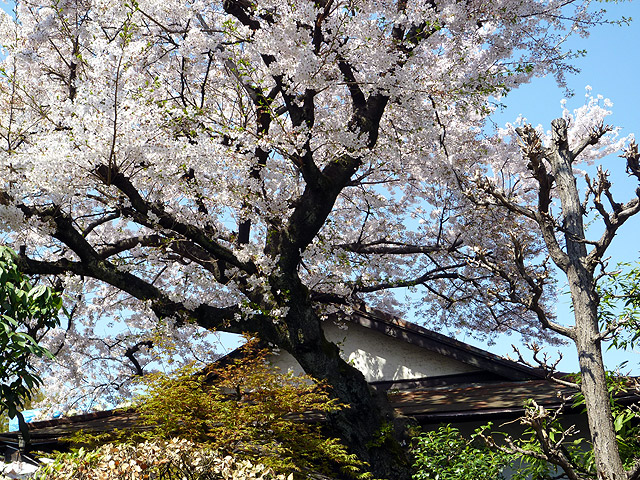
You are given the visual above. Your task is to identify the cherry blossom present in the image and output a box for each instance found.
[0,0,615,475]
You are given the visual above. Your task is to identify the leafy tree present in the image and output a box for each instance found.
[0,246,62,442]
[479,383,640,480]
[0,0,614,476]
[598,263,640,354]
[420,378,640,480]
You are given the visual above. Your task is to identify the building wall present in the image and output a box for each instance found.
[267,320,480,382]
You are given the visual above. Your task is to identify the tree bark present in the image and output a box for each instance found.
[549,119,626,480]
[252,265,411,479]
[282,308,411,479]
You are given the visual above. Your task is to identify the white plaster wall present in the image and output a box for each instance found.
[267,320,480,382]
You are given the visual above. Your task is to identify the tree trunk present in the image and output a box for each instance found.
[257,279,411,479]
[549,118,626,480]
[569,269,625,480]
[294,329,412,479]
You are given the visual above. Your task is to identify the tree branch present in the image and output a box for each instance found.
[93,164,257,275]
[16,205,242,332]
[570,122,612,162]
[515,124,572,272]
[18,252,241,333]
[124,340,154,376]
[338,238,462,255]
[511,236,575,339]
[354,268,466,294]
[81,211,121,237]
[97,234,165,259]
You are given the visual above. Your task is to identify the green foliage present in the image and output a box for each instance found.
[367,422,395,449]
[0,246,63,436]
[70,340,372,479]
[570,373,640,473]
[495,401,596,480]
[0,390,44,433]
[481,383,640,480]
[411,424,512,480]
[598,262,640,352]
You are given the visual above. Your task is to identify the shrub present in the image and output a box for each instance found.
[0,246,63,438]
[67,341,371,479]
[411,425,512,480]
[34,438,292,480]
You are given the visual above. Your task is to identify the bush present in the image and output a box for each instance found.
[67,341,371,479]
[411,425,512,480]
[34,438,292,480]
[0,246,63,437]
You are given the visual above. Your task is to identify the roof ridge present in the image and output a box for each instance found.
[349,307,546,380]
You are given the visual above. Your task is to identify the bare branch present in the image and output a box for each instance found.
[511,236,575,339]
[353,267,466,294]
[587,195,640,271]
[511,344,580,389]
[479,402,585,480]
[516,124,572,272]
[124,340,154,376]
[624,141,640,181]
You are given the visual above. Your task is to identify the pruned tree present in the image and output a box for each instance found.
[0,0,609,476]
[460,100,640,480]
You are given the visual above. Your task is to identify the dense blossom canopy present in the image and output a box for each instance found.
[0,0,619,411]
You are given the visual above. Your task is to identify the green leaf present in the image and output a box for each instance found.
[0,246,62,420]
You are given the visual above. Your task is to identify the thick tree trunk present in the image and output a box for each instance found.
[259,291,412,479]
[570,275,626,480]
[549,119,626,480]
[247,264,410,479]
[294,329,411,479]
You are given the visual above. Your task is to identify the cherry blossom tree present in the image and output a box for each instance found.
[0,0,610,476]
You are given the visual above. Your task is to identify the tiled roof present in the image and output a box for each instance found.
[0,409,141,448]
[4,379,640,447]
[388,379,578,421]
[4,310,636,448]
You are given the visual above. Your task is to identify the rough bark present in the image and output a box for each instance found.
[474,118,637,480]
[545,119,625,480]
[259,298,411,479]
